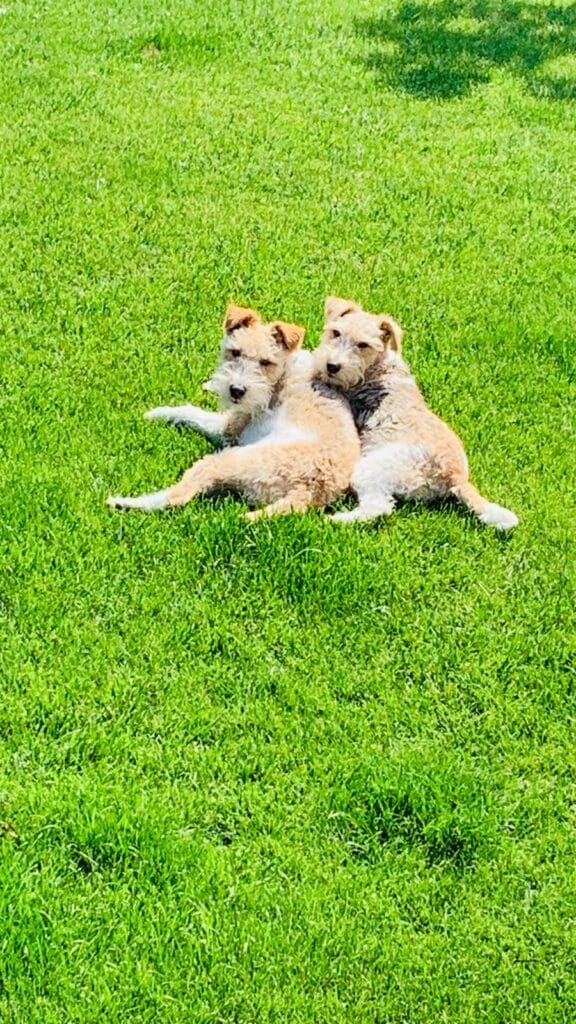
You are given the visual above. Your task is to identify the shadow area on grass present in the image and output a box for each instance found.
[355,0,576,99]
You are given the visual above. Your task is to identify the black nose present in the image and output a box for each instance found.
[229,384,247,401]
[327,362,341,376]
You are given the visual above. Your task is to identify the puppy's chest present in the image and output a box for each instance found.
[239,410,275,446]
[239,408,312,447]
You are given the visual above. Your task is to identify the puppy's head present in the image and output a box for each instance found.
[204,303,305,414]
[314,296,403,389]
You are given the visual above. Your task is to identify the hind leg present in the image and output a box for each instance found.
[107,449,246,512]
[107,445,314,514]
[330,490,395,523]
[329,445,420,524]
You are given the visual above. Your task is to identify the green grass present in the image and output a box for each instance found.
[1,0,575,1020]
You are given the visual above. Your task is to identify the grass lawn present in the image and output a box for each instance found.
[1,0,575,1020]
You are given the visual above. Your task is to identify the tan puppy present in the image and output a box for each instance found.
[144,303,314,446]
[108,304,360,518]
[313,296,518,529]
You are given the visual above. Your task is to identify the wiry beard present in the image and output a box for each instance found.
[204,359,274,416]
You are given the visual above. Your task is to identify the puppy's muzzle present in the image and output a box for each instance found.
[229,384,247,402]
[327,362,341,376]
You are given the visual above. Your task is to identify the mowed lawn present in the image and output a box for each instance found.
[1,0,575,1020]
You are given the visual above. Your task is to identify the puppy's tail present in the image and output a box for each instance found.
[451,481,518,531]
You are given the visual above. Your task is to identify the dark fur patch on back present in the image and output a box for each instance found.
[348,380,389,430]
[311,378,352,410]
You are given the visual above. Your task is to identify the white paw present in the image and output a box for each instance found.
[329,510,359,524]
[479,503,518,531]
[144,406,169,421]
[106,489,170,511]
[107,495,131,509]
[329,499,395,524]
[327,509,354,524]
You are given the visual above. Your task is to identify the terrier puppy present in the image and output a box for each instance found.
[313,296,518,529]
[107,304,359,518]
[145,303,313,447]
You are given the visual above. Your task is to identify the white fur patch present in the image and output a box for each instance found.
[290,350,314,374]
[239,408,314,447]
[353,443,433,496]
[333,443,437,523]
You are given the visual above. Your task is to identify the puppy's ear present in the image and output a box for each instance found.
[324,296,361,322]
[378,315,403,353]
[224,303,261,333]
[270,321,305,351]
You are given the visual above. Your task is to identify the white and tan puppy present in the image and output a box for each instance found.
[313,296,518,530]
[145,303,313,447]
[108,304,359,519]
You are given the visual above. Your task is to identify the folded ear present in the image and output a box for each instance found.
[270,321,305,351]
[224,303,261,333]
[378,315,403,353]
[324,296,361,322]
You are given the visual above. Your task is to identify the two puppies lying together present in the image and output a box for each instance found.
[108,297,518,530]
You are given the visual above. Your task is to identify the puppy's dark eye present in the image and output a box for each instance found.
[260,358,273,368]
[332,330,340,339]
[229,349,241,358]
[357,342,369,350]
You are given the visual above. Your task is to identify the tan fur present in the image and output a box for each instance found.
[224,302,261,333]
[211,304,307,441]
[313,297,518,529]
[166,385,359,517]
[108,304,360,518]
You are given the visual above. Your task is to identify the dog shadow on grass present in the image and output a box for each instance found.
[354,0,576,100]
